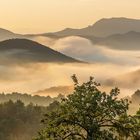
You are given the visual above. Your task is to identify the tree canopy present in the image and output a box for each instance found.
[35,75,140,140]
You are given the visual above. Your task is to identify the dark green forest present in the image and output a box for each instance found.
[0,99,60,140]
[0,77,140,140]
[0,100,43,140]
[0,93,63,140]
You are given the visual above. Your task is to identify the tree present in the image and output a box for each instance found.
[35,75,139,140]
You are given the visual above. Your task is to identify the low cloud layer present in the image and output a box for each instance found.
[33,36,140,65]
[0,36,140,97]
[0,62,139,97]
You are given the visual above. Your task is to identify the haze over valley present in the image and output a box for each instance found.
[1,0,140,139]
[0,18,140,100]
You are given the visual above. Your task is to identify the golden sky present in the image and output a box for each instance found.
[0,0,140,34]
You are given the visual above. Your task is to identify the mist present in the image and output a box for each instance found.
[0,36,140,98]
[32,36,140,65]
[0,61,139,98]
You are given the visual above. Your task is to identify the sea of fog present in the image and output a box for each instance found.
[0,36,140,98]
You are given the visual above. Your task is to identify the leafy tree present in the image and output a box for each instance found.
[35,75,139,140]
[133,109,140,139]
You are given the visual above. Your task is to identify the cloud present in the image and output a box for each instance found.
[30,36,57,47]
[34,36,140,65]
[105,69,140,89]
[0,62,139,98]
[0,36,140,98]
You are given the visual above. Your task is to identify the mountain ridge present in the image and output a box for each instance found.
[1,17,140,50]
[1,17,140,38]
[0,39,80,63]
[41,17,140,38]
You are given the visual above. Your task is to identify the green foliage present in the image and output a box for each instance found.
[0,91,64,140]
[35,75,140,140]
[0,100,44,140]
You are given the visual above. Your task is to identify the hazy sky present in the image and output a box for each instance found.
[0,0,140,34]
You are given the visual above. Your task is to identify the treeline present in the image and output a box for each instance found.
[0,86,140,140]
[0,90,139,107]
[0,93,64,140]
[0,92,64,106]
[0,99,59,140]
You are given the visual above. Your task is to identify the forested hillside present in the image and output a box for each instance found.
[0,100,60,140]
[0,92,64,106]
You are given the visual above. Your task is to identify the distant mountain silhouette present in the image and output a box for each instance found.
[98,31,140,50]
[0,28,22,41]
[0,39,80,64]
[41,26,96,37]
[84,31,140,50]
[41,17,140,38]
[1,17,140,51]
[1,17,140,39]
[38,17,140,50]
[34,85,74,97]
[90,17,140,37]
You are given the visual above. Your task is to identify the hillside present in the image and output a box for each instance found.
[99,31,140,50]
[0,28,22,41]
[91,17,140,37]
[34,85,74,97]
[0,39,80,63]
[84,31,140,50]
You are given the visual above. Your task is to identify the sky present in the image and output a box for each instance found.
[0,0,140,34]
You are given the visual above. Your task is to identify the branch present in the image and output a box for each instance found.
[63,132,86,140]
[59,119,88,132]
